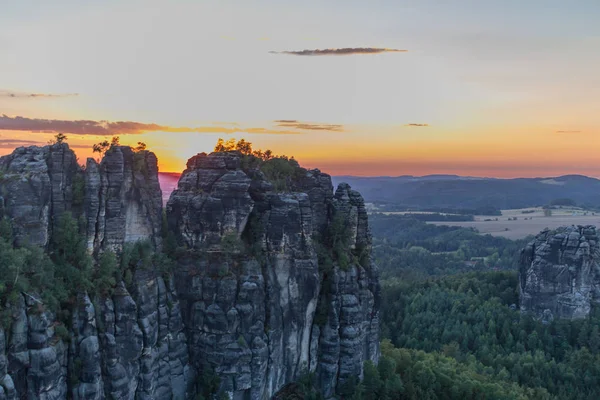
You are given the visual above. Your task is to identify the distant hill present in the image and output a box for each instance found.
[331,174,600,211]
[161,172,600,211]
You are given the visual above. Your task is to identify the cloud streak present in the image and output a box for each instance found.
[0,90,79,99]
[556,130,582,133]
[405,123,430,127]
[0,115,326,136]
[0,139,45,148]
[274,120,344,132]
[269,47,407,56]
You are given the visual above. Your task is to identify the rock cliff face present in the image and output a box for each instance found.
[519,225,600,321]
[0,143,80,247]
[167,151,380,399]
[0,145,380,399]
[0,144,162,253]
[85,146,163,254]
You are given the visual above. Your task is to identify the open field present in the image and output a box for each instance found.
[428,207,600,240]
[379,211,460,216]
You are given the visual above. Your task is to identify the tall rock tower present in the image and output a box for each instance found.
[519,225,600,321]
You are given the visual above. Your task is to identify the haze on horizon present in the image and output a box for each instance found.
[1,0,599,178]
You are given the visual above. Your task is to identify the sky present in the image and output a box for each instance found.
[1,0,600,177]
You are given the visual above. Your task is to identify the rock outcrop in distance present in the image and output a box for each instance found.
[519,225,600,321]
[0,143,380,399]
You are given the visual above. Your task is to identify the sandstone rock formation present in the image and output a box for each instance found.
[0,143,80,247]
[167,151,380,399]
[519,225,600,321]
[0,144,162,253]
[85,146,163,254]
[0,144,380,399]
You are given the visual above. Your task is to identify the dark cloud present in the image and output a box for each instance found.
[269,47,407,56]
[0,115,305,136]
[405,123,430,127]
[556,130,582,133]
[0,90,79,99]
[274,120,344,132]
[0,139,44,148]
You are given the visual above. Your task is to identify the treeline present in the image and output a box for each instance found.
[370,214,529,279]
[373,205,502,217]
[378,272,600,399]
[385,213,475,222]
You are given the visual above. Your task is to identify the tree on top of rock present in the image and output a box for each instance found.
[214,138,277,160]
[48,133,67,145]
[213,138,303,191]
[213,138,254,155]
[235,139,252,155]
[92,136,121,159]
[134,142,147,152]
[214,138,237,152]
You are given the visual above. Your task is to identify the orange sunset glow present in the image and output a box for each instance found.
[1,1,599,178]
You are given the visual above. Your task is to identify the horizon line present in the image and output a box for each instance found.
[157,171,600,181]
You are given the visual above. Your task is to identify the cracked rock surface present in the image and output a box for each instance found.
[0,146,380,399]
[520,225,600,321]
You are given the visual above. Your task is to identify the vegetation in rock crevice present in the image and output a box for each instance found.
[0,207,175,331]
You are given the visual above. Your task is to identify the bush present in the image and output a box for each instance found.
[55,324,70,342]
[259,157,303,192]
[95,251,117,295]
[72,173,86,207]
[51,212,93,292]
[212,138,305,192]
[221,232,243,255]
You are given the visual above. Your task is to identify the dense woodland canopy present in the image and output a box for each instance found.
[370,214,531,279]
[336,214,600,399]
[374,272,600,399]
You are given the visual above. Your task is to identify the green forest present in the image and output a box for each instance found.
[374,272,600,399]
[370,214,531,279]
[331,215,600,399]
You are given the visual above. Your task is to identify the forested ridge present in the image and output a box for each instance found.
[377,272,600,399]
[371,214,530,279]
[309,215,600,399]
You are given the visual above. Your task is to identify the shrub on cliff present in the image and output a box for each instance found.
[213,137,304,192]
[92,136,121,159]
[72,173,86,207]
[0,217,72,326]
[51,212,93,294]
[95,250,118,295]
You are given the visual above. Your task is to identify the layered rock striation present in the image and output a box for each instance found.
[0,144,162,253]
[84,146,163,254]
[0,144,190,399]
[0,145,380,399]
[0,143,80,247]
[167,151,380,399]
[519,225,600,321]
